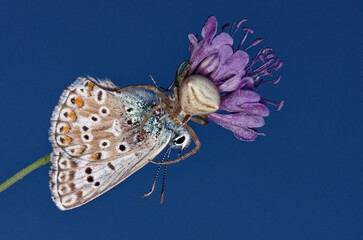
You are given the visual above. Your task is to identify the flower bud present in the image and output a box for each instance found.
[179,75,220,115]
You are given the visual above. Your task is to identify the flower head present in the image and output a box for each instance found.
[184,16,283,141]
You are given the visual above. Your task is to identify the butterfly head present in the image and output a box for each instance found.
[171,128,191,152]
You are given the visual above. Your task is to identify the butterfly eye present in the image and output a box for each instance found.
[174,136,185,145]
[171,129,191,151]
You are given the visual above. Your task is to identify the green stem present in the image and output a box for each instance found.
[0,154,50,193]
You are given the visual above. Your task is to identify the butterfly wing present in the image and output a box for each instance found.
[49,77,172,210]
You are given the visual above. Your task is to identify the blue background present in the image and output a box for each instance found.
[0,0,361,239]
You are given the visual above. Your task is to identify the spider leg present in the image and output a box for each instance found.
[118,85,172,106]
[149,124,201,165]
[139,103,164,137]
[190,117,208,126]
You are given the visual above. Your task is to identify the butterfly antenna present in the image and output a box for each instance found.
[143,146,171,198]
[160,146,172,204]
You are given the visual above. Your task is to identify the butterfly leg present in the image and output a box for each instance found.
[149,124,201,165]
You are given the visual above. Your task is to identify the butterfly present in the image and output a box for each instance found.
[48,71,219,210]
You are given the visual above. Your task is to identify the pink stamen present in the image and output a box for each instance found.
[273,74,281,84]
[262,98,284,111]
[232,19,247,36]
[238,27,254,50]
[277,100,284,111]
[244,38,263,51]
[275,61,283,70]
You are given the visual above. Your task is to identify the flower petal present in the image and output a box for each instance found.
[211,32,233,49]
[201,16,217,43]
[211,48,249,81]
[219,89,261,112]
[233,127,258,141]
[208,112,265,141]
[217,76,254,93]
[240,103,270,117]
[208,112,265,129]
[188,33,198,52]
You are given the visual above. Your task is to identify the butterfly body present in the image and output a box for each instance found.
[49,77,191,210]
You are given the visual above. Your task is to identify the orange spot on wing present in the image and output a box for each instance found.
[88,81,94,91]
[64,136,72,145]
[75,96,83,108]
[68,110,77,121]
[76,145,87,155]
[90,153,101,160]
[63,124,70,133]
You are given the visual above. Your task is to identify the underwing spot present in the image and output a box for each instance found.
[82,133,93,142]
[119,145,126,151]
[60,185,67,194]
[76,191,83,200]
[70,161,78,168]
[95,90,106,104]
[85,167,92,174]
[69,171,75,181]
[126,107,133,112]
[57,123,70,134]
[87,176,94,182]
[108,163,115,170]
[127,119,132,125]
[99,140,110,149]
[87,81,94,91]
[57,136,72,146]
[89,114,100,123]
[76,145,87,155]
[116,142,129,153]
[61,109,77,121]
[90,152,102,160]
[97,91,103,101]
[82,126,89,131]
[94,182,100,187]
[99,107,110,117]
[58,171,75,183]
[74,96,84,108]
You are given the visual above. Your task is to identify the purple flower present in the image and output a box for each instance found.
[187,16,283,141]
